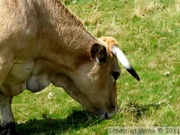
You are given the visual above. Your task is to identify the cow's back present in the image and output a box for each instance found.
[0,0,38,56]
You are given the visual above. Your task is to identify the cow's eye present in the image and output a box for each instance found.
[112,71,120,80]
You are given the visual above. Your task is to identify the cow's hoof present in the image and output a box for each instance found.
[0,122,16,135]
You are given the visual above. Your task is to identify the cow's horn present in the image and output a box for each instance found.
[111,46,140,81]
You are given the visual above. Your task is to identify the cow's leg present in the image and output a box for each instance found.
[0,95,16,135]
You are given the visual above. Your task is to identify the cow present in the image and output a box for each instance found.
[0,0,140,134]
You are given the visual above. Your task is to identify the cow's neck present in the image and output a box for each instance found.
[36,0,96,71]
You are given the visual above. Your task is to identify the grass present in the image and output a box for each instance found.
[8,0,180,134]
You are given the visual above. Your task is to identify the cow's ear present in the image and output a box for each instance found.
[91,43,107,63]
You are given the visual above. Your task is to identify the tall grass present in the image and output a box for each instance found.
[7,0,180,134]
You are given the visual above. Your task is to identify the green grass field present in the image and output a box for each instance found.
[11,0,180,134]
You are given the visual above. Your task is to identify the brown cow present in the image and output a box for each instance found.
[0,0,139,134]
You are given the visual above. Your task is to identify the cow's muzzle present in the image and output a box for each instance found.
[96,107,118,119]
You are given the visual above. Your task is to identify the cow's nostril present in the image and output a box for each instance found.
[96,111,116,119]
[105,112,109,119]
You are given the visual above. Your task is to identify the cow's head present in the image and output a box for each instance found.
[55,37,139,119]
